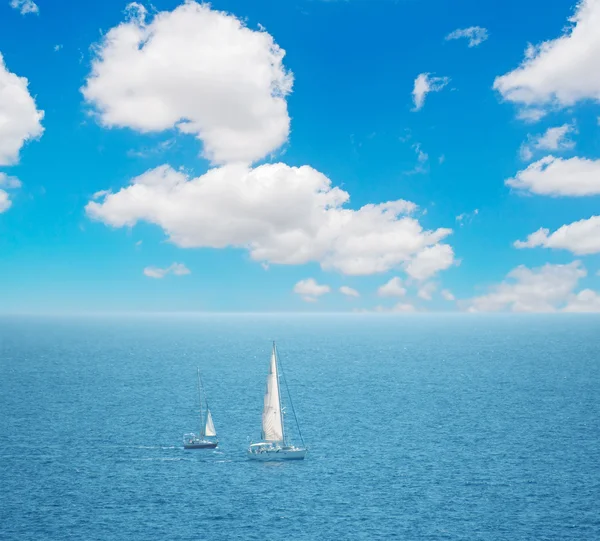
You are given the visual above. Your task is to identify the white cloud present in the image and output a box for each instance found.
[520,145,534,162]
[413,143,428,163]
[0,173,22,213]
[441,289,455,301]
[506,155,600,196]
[10,0,39,15]
[535,124,576,150]
[339,286,360,298]
[464,261,586,312]
[520,123,576,161]
[169,263,191,276]
[493,0,600,114]
[445,26,488,47]
[372,302,416,313]
[377,277,406,297]
[0,53,44,165]
[0,172,22,189]
[404,243,455,280]
[82,2,292,165]
[406,143,429,175]
[144,267,167,279]
[127,138,175,159]
[564,289,600,312]
[143,262,191,279]
[86,163,454,277]
[391,302,416,313]
[0,190,11,213]
[515,216,600,255]
[417,281,436,300]
[294,279,330,302]
[92,189,110,200]
[456,209,478,226]
[54,45,63,52]
[517,108,547,123]
[412,73,450,111]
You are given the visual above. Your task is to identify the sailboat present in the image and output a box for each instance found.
[183,369,218,449]
[247,342,307,461]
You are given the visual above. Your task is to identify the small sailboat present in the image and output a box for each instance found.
[183,369,218,449]
[248,342,307,461]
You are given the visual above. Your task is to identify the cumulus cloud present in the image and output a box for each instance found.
[0,173,23,213]
[339,286,360,298]
[92,189,111,200]
[10,0,38,15]
[294,278,330,302]
[441,289,455,301]
[372,302,416,313]
[517,107,547,124]
[564,289,600,312]
[86,163,454,277]
[464,261,587,312]
[515,216,600,255]
[412,73,450,111]
[0,190,11,213]
[493,0,600,115]
[389,302,416,313]
[143,262,190,278]
[404,243,455,280]
[506,156,600,196]
[417,282,436,301]
[535,124,576,150]
[445,26,488,47]
[377,277,406,298]
[0,53,44,165]
[0,172,22,189]
[517,108,547,123]
[82,2,292,165]
[520,123,576,161]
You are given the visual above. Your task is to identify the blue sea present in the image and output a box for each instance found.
[1,314,599,540]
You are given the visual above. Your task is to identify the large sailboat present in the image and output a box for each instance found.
[183,369,218,449]
[247,342,307,461]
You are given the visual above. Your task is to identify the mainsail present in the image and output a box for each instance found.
[204,410,216,437]
[261,346,284,442]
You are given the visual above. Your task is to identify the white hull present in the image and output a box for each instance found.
[247,445,307,461]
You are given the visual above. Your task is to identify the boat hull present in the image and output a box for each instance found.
[183,441,218,449]
[247,446,307,461]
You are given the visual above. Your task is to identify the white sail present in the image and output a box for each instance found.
[204,410,216,437]
[261,347,284,442]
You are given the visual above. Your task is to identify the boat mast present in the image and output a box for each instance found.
[196,368,205,438]
[273,341,286,446]
[198,370,212,437]
[276,342,305,447]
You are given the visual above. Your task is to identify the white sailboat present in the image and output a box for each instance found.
[248,342,307,461]
[183,369,218,449]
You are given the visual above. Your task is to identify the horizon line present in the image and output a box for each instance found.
[0,311,597,317]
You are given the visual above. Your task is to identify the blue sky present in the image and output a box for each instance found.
[1,0,600,313]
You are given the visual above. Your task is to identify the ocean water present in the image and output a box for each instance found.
[1,314,599,540]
